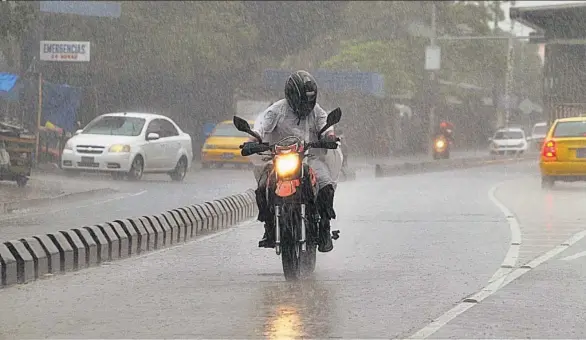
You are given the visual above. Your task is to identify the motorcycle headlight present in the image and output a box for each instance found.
[109,144,131,153]
[435,140,445,148]
[274,153,300,177]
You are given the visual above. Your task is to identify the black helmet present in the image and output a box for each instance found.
[285,70,318,119]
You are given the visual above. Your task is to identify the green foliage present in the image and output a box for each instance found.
[317,0,542,100]
[0,2,35,40]
[322,40,422,93]
[243,1,347,58]
[116,1,258,81]
[0,2,35,69]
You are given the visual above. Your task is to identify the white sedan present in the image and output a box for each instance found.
[489,128,529,156]
[61,112,193,181]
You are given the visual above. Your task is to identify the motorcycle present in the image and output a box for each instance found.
[233,108,342,281]
[432,133,451,160]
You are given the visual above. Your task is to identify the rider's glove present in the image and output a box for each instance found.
[322,134,339,149]
[324,134,337,143]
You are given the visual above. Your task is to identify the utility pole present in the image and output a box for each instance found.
[504,1,517,128]
[426,2,439,157]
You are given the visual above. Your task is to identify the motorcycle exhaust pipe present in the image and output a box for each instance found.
[300,204,306,252]
[275,205,281,255]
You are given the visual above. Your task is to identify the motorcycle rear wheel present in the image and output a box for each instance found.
[300,244,317,276]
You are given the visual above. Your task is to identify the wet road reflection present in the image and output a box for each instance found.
[260,280,334,339]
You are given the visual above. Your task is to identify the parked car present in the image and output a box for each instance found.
[528,122,548,150]
[540,116,586,189]
[489,127,528,156]
[201,119,254,168]
[61,112,193,181]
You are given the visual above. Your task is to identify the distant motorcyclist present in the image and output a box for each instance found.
[251,70,338,253]
[437,120,454,143]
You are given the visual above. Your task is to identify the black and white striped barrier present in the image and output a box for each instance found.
[0,189,258,288]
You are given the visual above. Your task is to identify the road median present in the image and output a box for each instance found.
[0,189,258,288]
[375,152,538,178]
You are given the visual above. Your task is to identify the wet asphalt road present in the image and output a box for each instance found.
[2,161,576,338]
[0,150,482,242]
[0,168,257,242]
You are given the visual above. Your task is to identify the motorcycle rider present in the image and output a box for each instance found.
[437,120,454,143]
[250,70,338,253]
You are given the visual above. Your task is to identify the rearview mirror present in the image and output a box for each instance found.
[146,132,160,141]
[319,107,343,137]
[233,116,262,142]
[74,129,83,136]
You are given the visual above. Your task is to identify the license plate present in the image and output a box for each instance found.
[81,156,95,163]
[577,149,586,158]
[222,153,234,159]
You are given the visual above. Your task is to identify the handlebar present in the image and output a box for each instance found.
[240,138,340,157]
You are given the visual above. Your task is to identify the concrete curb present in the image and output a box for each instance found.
[0,190,259,288]
[0,188,118,215]
[375,154,538,178]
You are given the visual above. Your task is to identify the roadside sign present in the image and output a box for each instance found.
[425,45,441,71]
[40,1,121,18]
[40,41,90,62]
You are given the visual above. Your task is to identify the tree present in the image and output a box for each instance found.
[0,1,35,70]
[243,1,347,60]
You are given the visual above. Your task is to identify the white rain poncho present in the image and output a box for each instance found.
[251,99,342,190]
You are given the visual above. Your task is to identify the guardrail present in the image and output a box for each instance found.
[0,189,258,288]
[375,153,538,178]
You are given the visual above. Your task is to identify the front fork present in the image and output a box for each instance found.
[274,204,307,256]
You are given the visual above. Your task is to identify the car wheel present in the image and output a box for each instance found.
[127,156,144,181]
[16,176,28,187]
[170,157,188,182]
[541,176,554,189]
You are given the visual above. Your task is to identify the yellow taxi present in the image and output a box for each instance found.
[540,116,586,188]
[201,120,254,168]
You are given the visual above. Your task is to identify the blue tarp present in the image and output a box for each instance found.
[0,73,18,92]
[42,81,82,132]
[0,73,21,102]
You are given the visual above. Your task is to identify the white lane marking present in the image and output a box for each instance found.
[487,182,521,283]
[561,250,586,261]
[0,190,147,221]
[408,229,586,339]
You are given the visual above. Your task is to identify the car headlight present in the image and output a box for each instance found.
[64,141,73,150]
[274,153,300,177]
[204,144,217,150]
[109,144,131,153]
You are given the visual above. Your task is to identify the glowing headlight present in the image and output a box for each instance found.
[109,144,131,153]
[274,153,300,177]
[435,140,445,148]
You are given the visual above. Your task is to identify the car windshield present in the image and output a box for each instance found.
[82,116,146,136]
[212,123,250,137]
[494,131,523,139]
[553,121,586,138]
[532,125,547,136]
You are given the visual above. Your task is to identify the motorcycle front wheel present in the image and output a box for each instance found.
[281,242,301,281]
